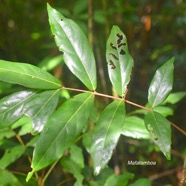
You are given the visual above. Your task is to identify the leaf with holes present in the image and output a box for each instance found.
[148,57,174,108]
[144,111,171,159]
[0,60,61,89]
[26,93,94,181]
[90,100,125,175]
[47,4,97,91]
[106,26,134,97]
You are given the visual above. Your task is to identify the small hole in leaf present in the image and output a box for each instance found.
[109,53,119,60]
[118,43,126,48]
[109,60,116,69]
[110,43,117,50]
[120,49,126,55]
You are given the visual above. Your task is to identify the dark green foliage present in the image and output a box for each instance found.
[0,2,185,186]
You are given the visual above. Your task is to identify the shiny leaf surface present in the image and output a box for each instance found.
[106,26,134,97]
[0,90,60,133]
[28,93,94,178]
[0,60,61,89]
[148,57,174,108]
[0,90,37,127]
[23,89,60,133]
[47,4,97,90]
[144,111,171,159]
[122,116,150,139]
[91,100,125,175]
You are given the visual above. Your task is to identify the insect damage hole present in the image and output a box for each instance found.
[109,53,119,60]
[109,60,116,69]
[110,42,117,50]
[116,33,123,44]
[120,49,126,55]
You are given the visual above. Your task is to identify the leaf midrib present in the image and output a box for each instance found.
[0,67,61,88]
[33,93,93,171]
[51,12,95,90]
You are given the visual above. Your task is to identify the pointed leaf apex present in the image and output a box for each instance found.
[26,170,34,182]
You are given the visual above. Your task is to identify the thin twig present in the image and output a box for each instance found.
[12,130,40,181]
[43,160,58,183]
[61,86,186,136]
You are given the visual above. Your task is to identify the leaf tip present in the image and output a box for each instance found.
[94,166,101,176]
[26,170,35,182]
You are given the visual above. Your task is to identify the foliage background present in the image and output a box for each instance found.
[0,0,185,185]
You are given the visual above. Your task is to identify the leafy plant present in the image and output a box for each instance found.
[0,3,185,186]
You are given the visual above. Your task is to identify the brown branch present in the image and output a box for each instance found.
[61,86,186,136]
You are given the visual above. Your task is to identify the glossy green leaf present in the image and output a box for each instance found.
[129,178,151,186]
[148,57,174,108]
[23,89,60,133]
[91,100,125,175]
[27,93,94,180]
[0,145,24,169]
[0,60,61,89]
[144,111,171,159]
[106,26,134,97]
[153,106,173,117]
[0,90,60,133]
[0,90,38,127]
[163,91,186,105]
[104,172,134,186]
[122,116,150,139]
[70,145,84,168]
[47,4,97,90]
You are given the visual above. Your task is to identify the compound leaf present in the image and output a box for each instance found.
[47,4,97,90]
[106,26,134,97]
[27,93,94,180]
[0,60,61,89]
[91,100,125,175]
[148,57,174,108]
[144,111,171,159]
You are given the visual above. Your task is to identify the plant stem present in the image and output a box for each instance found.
[12,130,40,183]
[43,160,58,183]
[61,86,186,136]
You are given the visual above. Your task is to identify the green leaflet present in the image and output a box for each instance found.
[90,100,125,175]
[60,145,85,186]
[0,90,37,127]
[148,57,174,108]
[23,89,60,133]
[106,26,134,97]
[104,172,134,186]
[144,111,171,160]
[0,60,61,89]
[47,4,97,91]
[0,89,60,133]
[122,116,150,139]
[0,145,24,169]
[27,93,94,181]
